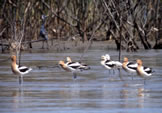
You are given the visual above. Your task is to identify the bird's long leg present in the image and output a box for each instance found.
[118,68,123,81]
[19,75,22,84]
[132,74,134,80]
[21,75,23,84]
[42,41,45,49]
[46,40,49,49]
[73,72,77,79]
[19,75,23,85]
[108,70,111,78]
[144,77,151,85]
[19,77,24,92]
[113,69,115,74]
[144,78,147,85]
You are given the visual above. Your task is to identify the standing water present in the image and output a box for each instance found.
[0,47,162,113]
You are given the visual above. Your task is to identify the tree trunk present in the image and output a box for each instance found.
[135,22,151,49]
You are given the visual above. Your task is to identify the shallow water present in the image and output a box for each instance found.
[0,48,162,113]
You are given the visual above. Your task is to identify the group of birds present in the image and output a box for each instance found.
[11,55,90,84]
[9,15,153,84]
[100,54,153,83]
[11,54,153,85]
[37,15,152,83]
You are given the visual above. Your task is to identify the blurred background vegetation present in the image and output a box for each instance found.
[0,0,161,52]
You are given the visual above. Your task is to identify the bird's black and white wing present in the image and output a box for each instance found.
[105,60,115,68]
[18,66,32,75]
[67,62,81,69]
[127,62,137,70]
[143,67,152,74]
[112,61,122,67]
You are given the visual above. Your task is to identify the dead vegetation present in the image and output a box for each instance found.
[0,0,161,53]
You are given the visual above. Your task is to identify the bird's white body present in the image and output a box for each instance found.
[112,61,122,68]
[101,54,122,70]
[101,60,115,70]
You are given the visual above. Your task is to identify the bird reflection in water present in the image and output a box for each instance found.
[137,88,145,108]
[12,87,24,112]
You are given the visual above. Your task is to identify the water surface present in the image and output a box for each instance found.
[0,48,162,113]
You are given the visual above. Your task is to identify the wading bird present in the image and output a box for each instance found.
[101,54,115,73]
[136,59,152,84]
[40,15,49,49]
[101,54,122,74]
[11,55,32,84]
